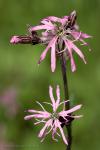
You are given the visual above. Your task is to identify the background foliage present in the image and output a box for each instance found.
[0,0,100,150]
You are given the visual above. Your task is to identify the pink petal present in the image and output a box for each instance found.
[44,16,68,26]
[51,36,58,72]
[24,115,35,120]
[45,16,61,22]
[55,85,60,108]
[29,25,54,32]
[27,109,45,113]
[59,104,82,116]
[64,40,76,72]
[38,43,51,64]
[60,17,68,25]
[38,36,57,64]
[63,16,68,19]
[52,128,57,140]
[70,51,76,72]
[68,40,86,64]
[72,31,92,39]
[49,86,56,111]
[56,120,68,145]
[81,32,92,39]
[27,110,50,116]
[38,119,52,138]
[52,120,58,141]
[35,113,50,118]
[24,111,50,120]
[30,114,45,118]
[41,20,54,27]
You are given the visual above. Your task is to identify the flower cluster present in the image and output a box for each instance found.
[10,10,91,146]
[10,11,91,72]
[24,85,82,144]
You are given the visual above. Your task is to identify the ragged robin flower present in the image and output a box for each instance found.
[24,85,82,144]
[10,11,92,72]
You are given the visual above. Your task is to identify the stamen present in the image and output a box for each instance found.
[57,48,66,54]
[59,100,70,107]
[46,123,54,135]
[34,119,46,125]
[43,102,52,106]
[36,101,47,112]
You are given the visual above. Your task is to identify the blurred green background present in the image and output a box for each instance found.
[0,0,100,150]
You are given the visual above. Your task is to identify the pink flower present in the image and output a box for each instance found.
[10,11,92,72]
[24,85,82,144]
[29,10,92,72]
[10,33,41,45]
[10,36,21,44]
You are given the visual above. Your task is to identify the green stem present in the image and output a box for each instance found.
[60,54,72,150]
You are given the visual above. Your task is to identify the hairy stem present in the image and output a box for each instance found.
[59,53,72,150]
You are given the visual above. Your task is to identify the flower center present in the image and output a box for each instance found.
[51,112,58,120]
[56,24,72,39]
